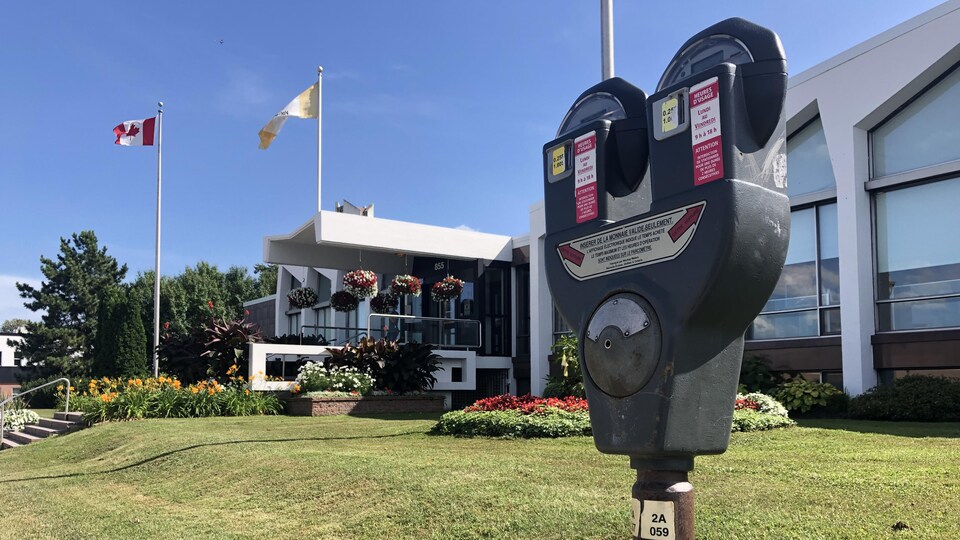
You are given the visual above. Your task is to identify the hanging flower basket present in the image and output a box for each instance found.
[431,276,464,303]
[370,291,399,314]
[287,287,319,309]
[390,274,422,297]
[343,269,378,299]
[331,290,360,312]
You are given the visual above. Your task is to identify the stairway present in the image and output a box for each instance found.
[1,411,85,450]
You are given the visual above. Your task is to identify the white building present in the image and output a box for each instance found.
[0,333,26,398]
[249,2,960,403]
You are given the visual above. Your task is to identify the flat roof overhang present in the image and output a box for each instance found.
[263,211,513,273]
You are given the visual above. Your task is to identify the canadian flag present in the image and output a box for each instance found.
[113,117,156,146]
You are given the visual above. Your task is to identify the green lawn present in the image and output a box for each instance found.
[1,415,958,539]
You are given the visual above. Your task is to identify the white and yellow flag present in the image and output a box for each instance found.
[258,83,319,150]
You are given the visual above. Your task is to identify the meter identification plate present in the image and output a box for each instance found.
[556,201,706,281]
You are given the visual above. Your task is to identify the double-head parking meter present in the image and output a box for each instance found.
[543,18,788,539]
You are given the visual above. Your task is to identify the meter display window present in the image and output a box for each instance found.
[557,92,626,137]
[657,35,753,91]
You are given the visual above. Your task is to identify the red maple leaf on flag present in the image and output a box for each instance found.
[125,124,140,138]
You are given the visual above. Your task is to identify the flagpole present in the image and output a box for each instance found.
[317,66,323,214]
[152,102,163,378]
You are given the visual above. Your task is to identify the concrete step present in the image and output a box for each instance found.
[39,417,81,433]
[24,424,59,439]
[6,431,41,445]
[53,411,84,423]
[1,438,20,449]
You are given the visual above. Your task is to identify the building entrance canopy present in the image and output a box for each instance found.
[263,211,513,273]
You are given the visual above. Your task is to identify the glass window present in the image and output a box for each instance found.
[872,66,960,176]
[876,177,960,331]
[818,203,840,307]
[748,203,841,340]
[787,117,836,197]
[763,208,816,312]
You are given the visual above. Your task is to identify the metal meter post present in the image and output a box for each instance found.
[542,18,789,540]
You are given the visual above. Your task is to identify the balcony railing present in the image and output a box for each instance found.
[366,314,480,350]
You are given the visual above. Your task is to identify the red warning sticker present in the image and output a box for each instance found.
[690,77,723,186]
[574,131,598,223]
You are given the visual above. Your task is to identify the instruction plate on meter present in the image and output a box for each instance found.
[557,201,706,281]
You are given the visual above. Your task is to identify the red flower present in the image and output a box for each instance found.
[244,309,250,316]
[163,322,170,330]
[207,300,214,309]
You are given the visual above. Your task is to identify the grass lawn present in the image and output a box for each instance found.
[0,415,957,539]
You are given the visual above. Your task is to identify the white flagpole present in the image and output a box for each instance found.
[152,102,163,378]
[317,66,323,213]
[601,0,614,80]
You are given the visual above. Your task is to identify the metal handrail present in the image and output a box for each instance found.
[298,324,368,345]
[1,377,70,445]
[366,314,481,350]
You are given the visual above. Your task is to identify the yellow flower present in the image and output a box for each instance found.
[69,386,75,392]
[244,389,250,396]
[101,394,112,403]
[207,388,215,395]
[57,385,64,392]
[191,387,199,394]
[172,380,182,390]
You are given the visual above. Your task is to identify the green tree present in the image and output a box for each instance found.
[92,287,122,375]
[253,263,278,297]
[16,231,127,377]
[113,289,148,377]
[1,318,31,333]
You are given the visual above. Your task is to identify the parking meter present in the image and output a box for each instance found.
[543,18,789,539]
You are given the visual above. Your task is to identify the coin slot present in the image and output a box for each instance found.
[604,339,612,349]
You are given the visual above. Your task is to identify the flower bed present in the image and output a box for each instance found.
[287,394,444,416]
[433,393,794,438]
[62,373,284,422]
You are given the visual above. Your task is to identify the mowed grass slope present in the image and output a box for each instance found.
[0,415,958,539]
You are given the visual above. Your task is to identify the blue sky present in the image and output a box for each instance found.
[0,0,945,321]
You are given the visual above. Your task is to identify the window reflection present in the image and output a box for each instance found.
[787,117,836,197]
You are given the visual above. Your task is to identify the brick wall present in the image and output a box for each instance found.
[287,395,445,416]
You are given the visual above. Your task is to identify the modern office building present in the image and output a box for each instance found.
[248,1,960,402]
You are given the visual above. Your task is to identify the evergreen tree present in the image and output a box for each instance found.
[253,263,279,297]
[92,287,122,376]
[113,289,148,377]
[16,231,127,377]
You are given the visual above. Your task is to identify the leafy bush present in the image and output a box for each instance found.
[266,333,329,346]
[544,335,585,398]
[294,363,374,394]
[731,409,796,432]
[159,317,262,383]
[380,342,442,394]
[2,402,40,432]
[737,392,790,418]
[431,409,592,438]
[739,355,780,394]
[774,379,844,414]
[14,375,65,408]
[849,375,960,422]
[327,338,442,394]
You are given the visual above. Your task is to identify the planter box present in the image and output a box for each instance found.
[286,394,445,416]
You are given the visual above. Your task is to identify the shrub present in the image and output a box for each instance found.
[737,392,790,418]
[2,400,40,432]
[380,342,442,394]
[327,338,442,394]
[431,409,592,438]
[159,317,262,383]
[774,379,844,414]
[294,363,374,394]
[731,409,796,432]
[849,375,960,422]
[266,333,328,346]
[544,334,585,398]
[739,355,779,394]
